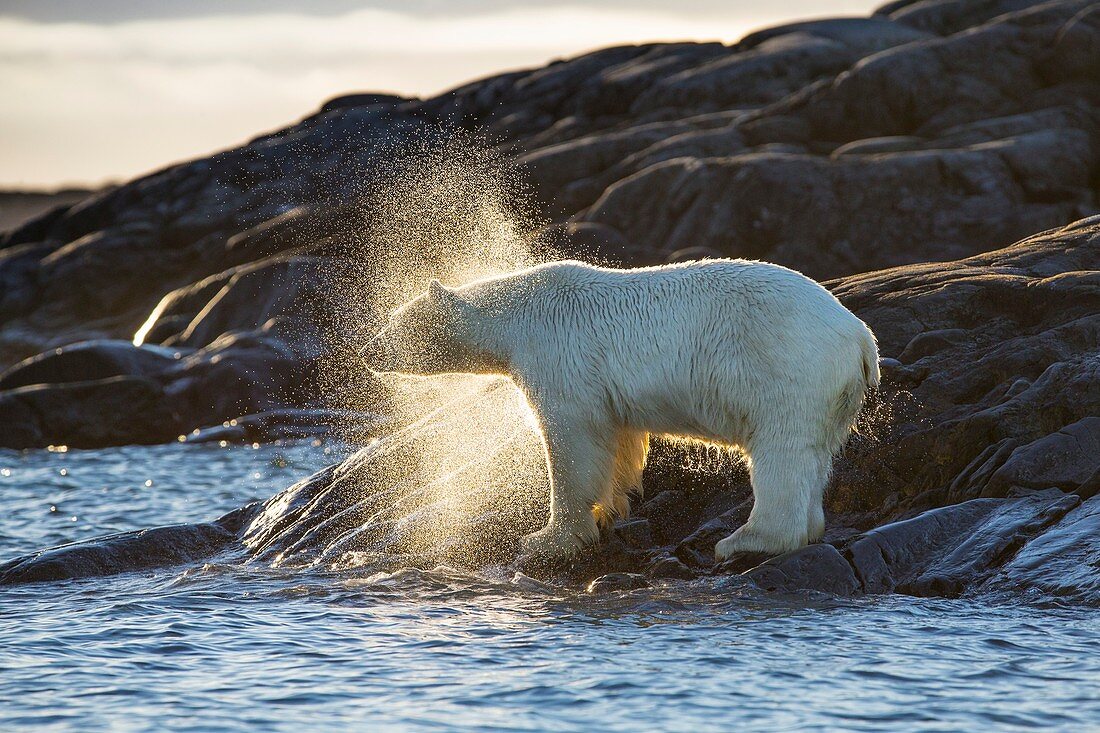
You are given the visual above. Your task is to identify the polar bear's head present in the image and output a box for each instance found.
[363,279,502,376]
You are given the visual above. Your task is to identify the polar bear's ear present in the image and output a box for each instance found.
[428,279,462,310]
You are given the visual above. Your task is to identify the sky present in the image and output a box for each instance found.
[0,1,880,189]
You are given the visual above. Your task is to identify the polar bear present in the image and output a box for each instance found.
[363,259,879,561]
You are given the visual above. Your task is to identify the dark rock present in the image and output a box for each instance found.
[832,136,926,156]
[0,0,1098,603]
[172,256,330,348]
[985,493,1100,603]
[844,490,1080,596]
[581,127,1096,279]
[897,328,969,363]
[739,17,932,54]
[318,93,409,114]
[675,516,740,568]
[0,376,179,449]
[613,518,654,549]
[0,505,256,585]
[666,246,725,263]
[535,221,661,267]
[983,417,1100,496]
[745,544,860,596]
[827,217,1100,515]
[0,340,183,390]
[714,551,773,575]
[183,408,385,444]
[586,572,650,593]
[887,0,1054,36]
[645,554,697,580]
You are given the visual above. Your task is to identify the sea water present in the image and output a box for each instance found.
[1,442,1098,732]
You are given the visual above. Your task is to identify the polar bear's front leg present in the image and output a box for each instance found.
[521,413,614,560]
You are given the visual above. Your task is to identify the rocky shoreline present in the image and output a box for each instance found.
[1,0,1098,602]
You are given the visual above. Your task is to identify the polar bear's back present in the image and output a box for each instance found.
[531,258,855,331]
[511,258,873,445]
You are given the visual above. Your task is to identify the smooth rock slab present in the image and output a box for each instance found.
[845,490,1081,596]
[0,505,256,585]
[985,494,1100,604]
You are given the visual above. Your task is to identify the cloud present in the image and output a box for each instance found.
[0,3,875,187]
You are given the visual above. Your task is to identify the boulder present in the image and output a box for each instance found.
[0,340,182,390]
[0,375,179,449]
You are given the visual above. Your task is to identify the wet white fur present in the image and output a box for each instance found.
[368,259,880,560]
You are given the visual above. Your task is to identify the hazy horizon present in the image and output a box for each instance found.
[0,0,880,190]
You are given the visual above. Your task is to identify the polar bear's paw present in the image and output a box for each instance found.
[520,524,586,560]
[715,524,801,561]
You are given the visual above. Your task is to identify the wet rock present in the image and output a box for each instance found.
[745,544,860,596]
[645,554,697,580]
[586,573,650,593]
[0,505,256,585]
[171,256,331,349]
[985,493,1100,603]
[0,319,339,449]
[613,518,654,549]
[0,339,183,390]
[0,376,179,449]
[0,0,1097,602]
[844,490,1081,596]
[675,516,739,568]
[183,408,385,444]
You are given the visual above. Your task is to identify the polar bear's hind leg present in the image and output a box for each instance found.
[715,442,832,560]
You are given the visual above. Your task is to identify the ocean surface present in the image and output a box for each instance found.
[2,441,1098,732]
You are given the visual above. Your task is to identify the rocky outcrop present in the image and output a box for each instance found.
[0,253,374,448]
[4,218,1097,604]
[2,0,1097,377]
[0,0,1097,602]
[828,217,1100,517]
